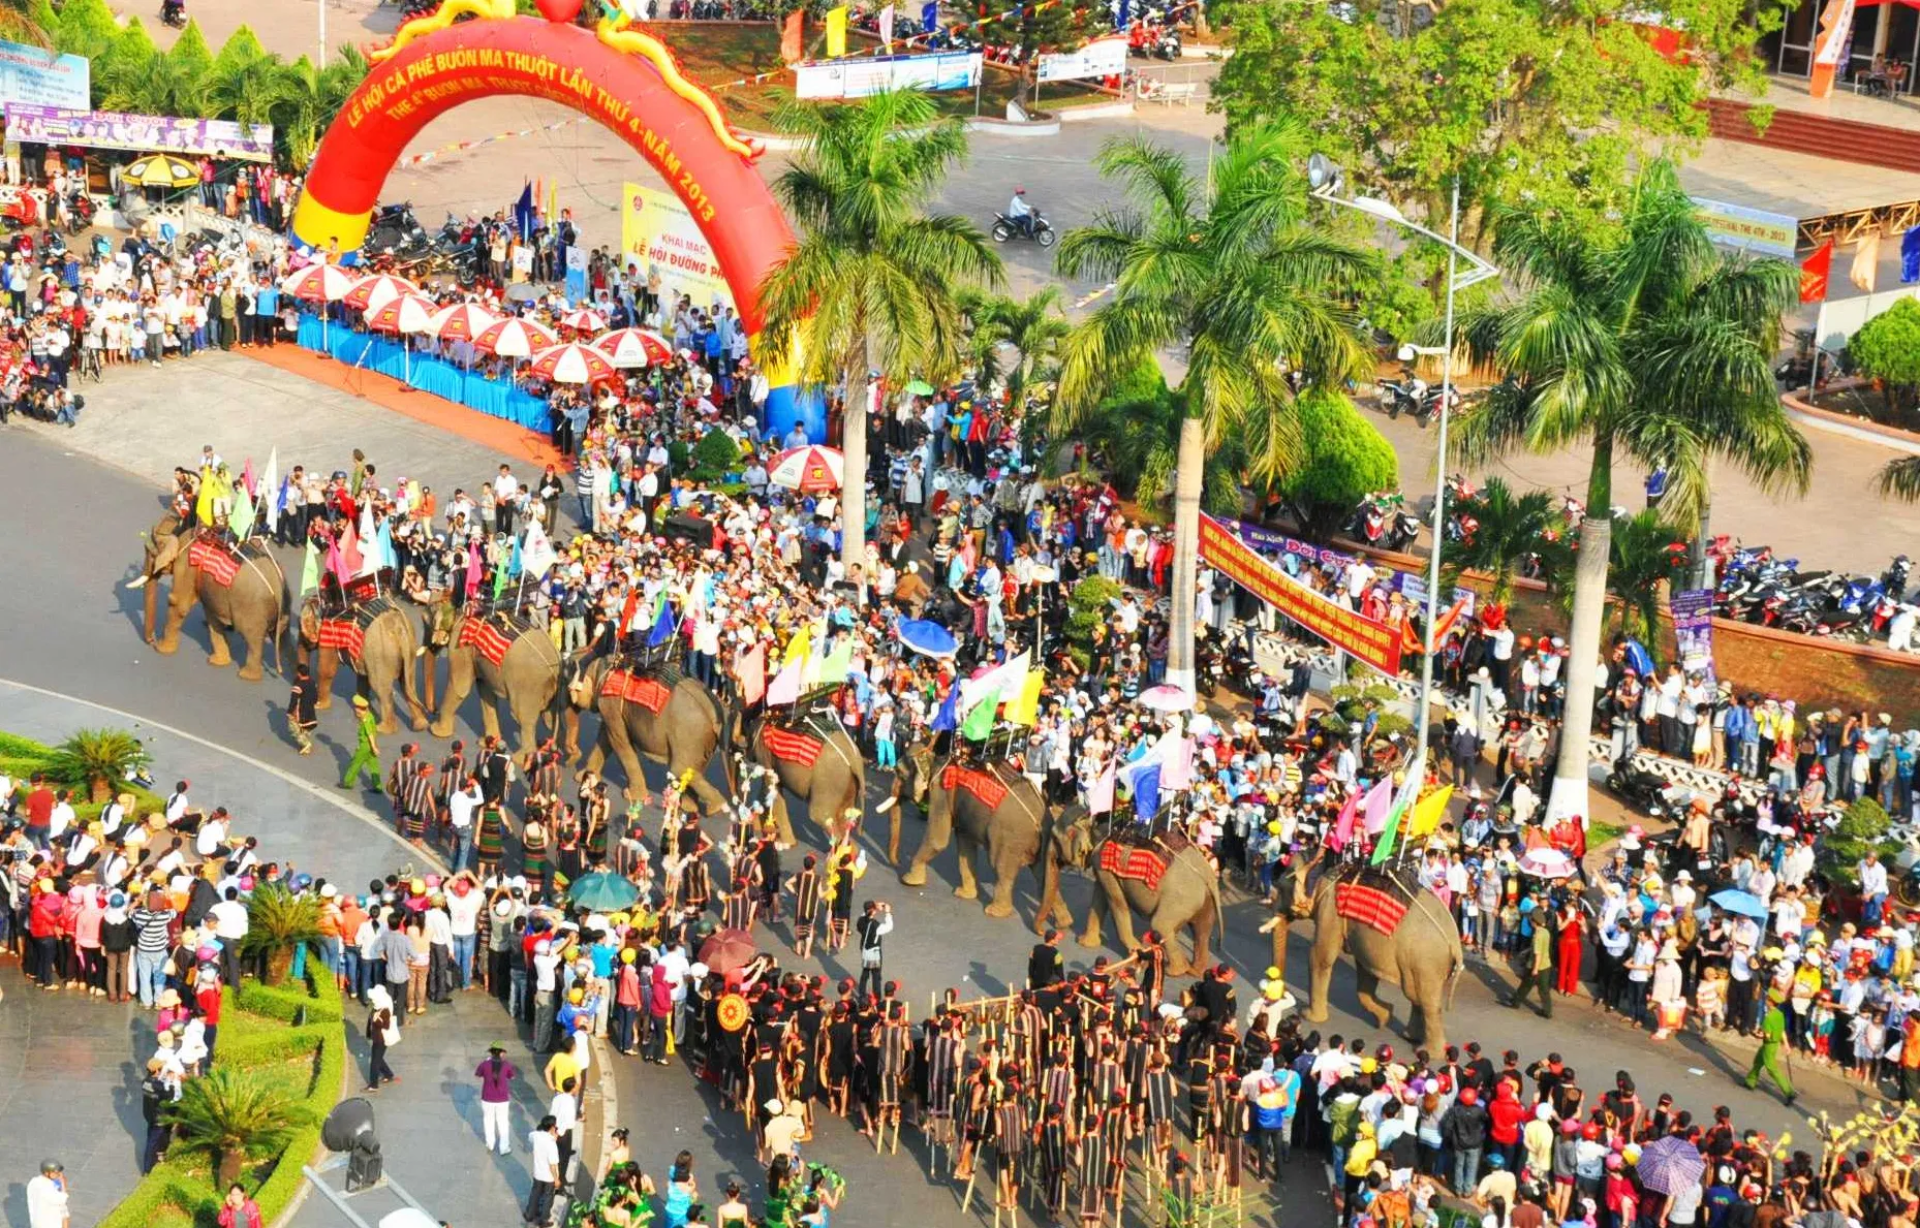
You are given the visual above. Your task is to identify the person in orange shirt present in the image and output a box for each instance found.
[1901,1014,1920,1104]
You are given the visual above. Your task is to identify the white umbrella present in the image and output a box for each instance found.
[473,316,558,360]
[343,273,420,315]
[1138,683,1196,712]
[766,445,844,493]
[428,301,499,342]
[594,327,674,369]
[1517,847,1576,879]
[280,262,356,303]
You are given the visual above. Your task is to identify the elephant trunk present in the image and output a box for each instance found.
[142,576,158,644]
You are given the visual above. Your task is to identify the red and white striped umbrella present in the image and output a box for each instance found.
[767,445,845,494]
[428,302,499,342]
[559,307,607,333]
[366,293,438,336]
[526,341,618,386]
[280,262,357,303]
[342,273,420,314]
[593,327,674,369]
[473,316,558,359]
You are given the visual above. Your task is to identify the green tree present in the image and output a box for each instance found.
[1596,509,1689,645]
[271,46,369,168]
[1074,360,1248,516]
[1063,574,1124,668]
[978,5,1095,101]
[965,286,1071,407]
[1438,476,1571,604]
[1211,0,1787,244]
[169,19,216,80]
[166,1067,308,1188]
[1852,297,1920,418]
[47,727,151,804]
[757,90,1004,578]
[1269,387,1398,541]
[206,25,297,133]
[239,885,322,985]
[53,0,119,61]
[1051,120,1373,688]
[1450,159,1810,822]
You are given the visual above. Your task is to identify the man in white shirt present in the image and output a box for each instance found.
[1860,851,1890,925]
[550,1077,580,1182]
[447,779,483,873]
[446,879,483,989]
[194,808,229,858]
[524,1116,562,1227]
[209,886,249,986]
[26,1159,68,1228]
[47,791,74,842]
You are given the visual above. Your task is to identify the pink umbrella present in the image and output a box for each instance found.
[342,273,420,314]
[473,316,557,359]
[767,445,845,494]
[428,301,499,342]
[697,928,759,976]
[366,293,437,335]
[559,307,606,333]
[593,327,674,369]
[280,262,356,303]
[526,341,618,386]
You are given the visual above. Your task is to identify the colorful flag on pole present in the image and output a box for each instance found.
[962,650,1028,714]
[826,5,848,56]
[1004,668,1044,726]
[229,483,256,540]
[784,624,812,670]
[930,683,960,733]
[1155,729,1193,791]
[961,685,1000,740]
[1409,783,1454,839]
[647,601,678,648]
[736,642,768,707]
[781,8,805,61]
[260,448,278,533]
[375,520,397,572]
[1800,240,1834,303]
[299,540,320,596]
[880,2,895,47]
[1131,763,1162,819]
[816,638,854,688]
[1361,775,1395,834]
[466,540,483,600]
[921,0,938,31]
[1086,761,1116,815]
[1850,229,1882,294]
[492,556,509,600]
[521,522,556,579]
[765,655,803,706]
[1328,789,1360,852]
[1371,757,1426,866]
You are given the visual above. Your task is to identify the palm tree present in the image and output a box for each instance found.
[47,727,151,803]
[974,286,1071,408]
[1450,158,1811,821]
[1877,457,1920,503]
[206,33,302,134]
[238,885,322,985]
[1439,477,1573,607]
[166,1067,307,1187]
[756,90,1004,579]
[1598,510,1691,646]
[1051,120,1374,689]
[272,47,369,167]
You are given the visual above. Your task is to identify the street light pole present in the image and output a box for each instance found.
[1306,158,1499,776]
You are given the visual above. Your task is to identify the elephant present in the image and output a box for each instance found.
[886,743,1072,924]
[295,595,429,734]
[740,709,864,847]
[562,656,732,815]
[131,514,287,682]
[1277,853,1464,1053]
[427,608,564,760]
[1037,808,1222,976]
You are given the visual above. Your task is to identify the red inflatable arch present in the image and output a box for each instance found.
[290,13,793,329]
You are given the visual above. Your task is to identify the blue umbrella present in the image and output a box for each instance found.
[1708,888,1770,920]
[1636,1135,1704,1195]
[898,619,958,659]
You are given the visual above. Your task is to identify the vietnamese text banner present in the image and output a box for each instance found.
[1037,35,1126,81]
[1690,196,1797,260]
[0,41,88,112]
[793,50,980,98]
[1198,513,1404,675]
[1669,587,1717,686]
[619,181,734,311]
[5,103,275,161]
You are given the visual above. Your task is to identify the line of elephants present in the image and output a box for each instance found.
[132,513,1465,1051]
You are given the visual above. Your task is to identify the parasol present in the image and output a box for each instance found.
[567,871,641,912]
[1636,1136,1705,1195]
[1708,888,1770,919]
[428,302,499,342]
[280,262,357,304]
[365,293,437,336]
[767,445,845,494]
[342,273,420,315]
[897,619,958,659]
[594,327,674,369]
[526,341,618,386]
[121,154,200,189]
[1138,683,1197,713]
[1517,847,1576,879]
[559,307,607,333]
[697,927,758,976]
[473,316,558,359]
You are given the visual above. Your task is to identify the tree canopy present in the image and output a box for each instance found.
[1850,297,1920,418]
[1269,388,1398,538]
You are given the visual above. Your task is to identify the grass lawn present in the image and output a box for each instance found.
[659,21,1118,130]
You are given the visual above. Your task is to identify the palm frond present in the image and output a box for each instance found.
[1877,456,1920,502]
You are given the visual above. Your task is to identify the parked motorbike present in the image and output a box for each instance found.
[160,0,186,26]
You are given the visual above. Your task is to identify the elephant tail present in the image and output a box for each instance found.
[1444,948,1466,1012]
[1204,861,1227,964]
[719,686,741,798]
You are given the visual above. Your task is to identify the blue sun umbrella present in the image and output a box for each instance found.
[567,871,641,912]
[898,619,958,659]
[1708,888,1770,920]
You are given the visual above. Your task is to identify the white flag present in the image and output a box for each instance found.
[520,521,557,579]
[880,3,895,47]
[1850,229,1882,295]
[961,649,1029,714]
[260,447,279,533]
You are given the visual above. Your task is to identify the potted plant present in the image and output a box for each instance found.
[47,727,152,803]
[239,885,322,986]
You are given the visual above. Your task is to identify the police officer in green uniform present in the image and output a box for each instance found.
[1745,995,1796,1104]
[340,694,385,791]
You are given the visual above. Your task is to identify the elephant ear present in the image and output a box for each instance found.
[150,529,186,576]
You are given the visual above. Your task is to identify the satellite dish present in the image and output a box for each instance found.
[322,1099,377,1153]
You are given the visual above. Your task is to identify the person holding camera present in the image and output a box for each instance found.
[854,900,893,999]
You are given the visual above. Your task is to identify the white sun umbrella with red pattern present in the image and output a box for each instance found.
[767,445,845,494]
[280,262,357,303]
[527,341,618,386]
[473,316,558,359]
[428,302,499,343]
[365,293,437,336]
[593,327,674,369]
[559,307,607,334]
[343,273,420,314]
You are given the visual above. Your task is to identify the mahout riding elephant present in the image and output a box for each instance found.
[1275,852,1464,1053]
[130,514,287,682]
[561,656,732,815]
[740,708,864,846]
[295,595,428,734]
[426,608,563,760]
[884,742,1073,924]
[1037,806,1222,975]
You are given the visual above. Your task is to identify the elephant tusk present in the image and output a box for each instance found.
[126,575,149,589]
[876,797,896,813]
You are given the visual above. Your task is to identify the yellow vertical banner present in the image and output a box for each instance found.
[826,5,848,57]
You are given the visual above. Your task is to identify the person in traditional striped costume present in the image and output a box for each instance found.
[475,798,506,876]
[521,807,551,899]
[1142,1047,1179,1167]
[787,855,821,959]
[399,761,437,845]
[580,777,611,855]
[722,874,756,931]
[924,1012,964,1143]
[525,742,561,802]
[1077,1099,1119,1227]
[992,1075,1029,1212]
[1037,1100,1073,1221]
[1202,1061,1240,1193]
[1012,990,1045,1078]
[877,1001,912,1139]
[436,740,467,811]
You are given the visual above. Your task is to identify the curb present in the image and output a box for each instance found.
[1781,389,1920,456]
[1057,99,1136,121]
[966,114,1061,136]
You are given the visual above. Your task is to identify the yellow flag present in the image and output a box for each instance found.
[826,5,848,56]
[1408,785,1454,839]
[784,624,812,669]
[1004,668,1044,726]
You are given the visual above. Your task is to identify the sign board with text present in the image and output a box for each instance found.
[793,50,980,99]
[1198,513,1404,675]
[620,180,734,311]
[1037,36,1126,82]
[1691,196,1798,259]
[0,41,88,112]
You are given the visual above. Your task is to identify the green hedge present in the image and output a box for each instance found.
[0,730,164,825]
[98,968,346,1228]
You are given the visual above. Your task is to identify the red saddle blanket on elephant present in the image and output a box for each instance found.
[317,618,364,662]
[599,668,673,713]
[762,725,824,767]
[1335,880,1410,937]
[457,616,519,667]
[1099,841,1169,890]
[940,764,1009,810]
[187,537,242,586]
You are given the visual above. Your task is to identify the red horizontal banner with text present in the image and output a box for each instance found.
[1197,513,1403,676]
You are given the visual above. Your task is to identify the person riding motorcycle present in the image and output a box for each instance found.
[1006,187,1036,238]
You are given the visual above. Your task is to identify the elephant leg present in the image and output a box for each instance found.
[314,648,337,711]
[584,733,610,780]
[205,618,233,668]
[983,849,1020,919]
[1180,889,1218,974]
[237,626,266,682]
[768,792,798,850]
[562,709,581,763]
[418,650,438,716]
[372,667,404,736]
[1077,879,1108,951]
[396,649,429,732]
[156,597,188,655]
[429,658,471,740]
[684,767,730,818]
[1305,924,1339,1023]
[952,835,980,900]
[1353,964,1392,1031]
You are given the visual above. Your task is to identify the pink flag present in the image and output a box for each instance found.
[326,538,347,586]
[1328,790,1361,851]
[240,458,256,499]
[736,642,768,707]
[1362,776,1396,834]
[1086,761,1117,816]
[765,656,803,706]
[1156,730,1193,791]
